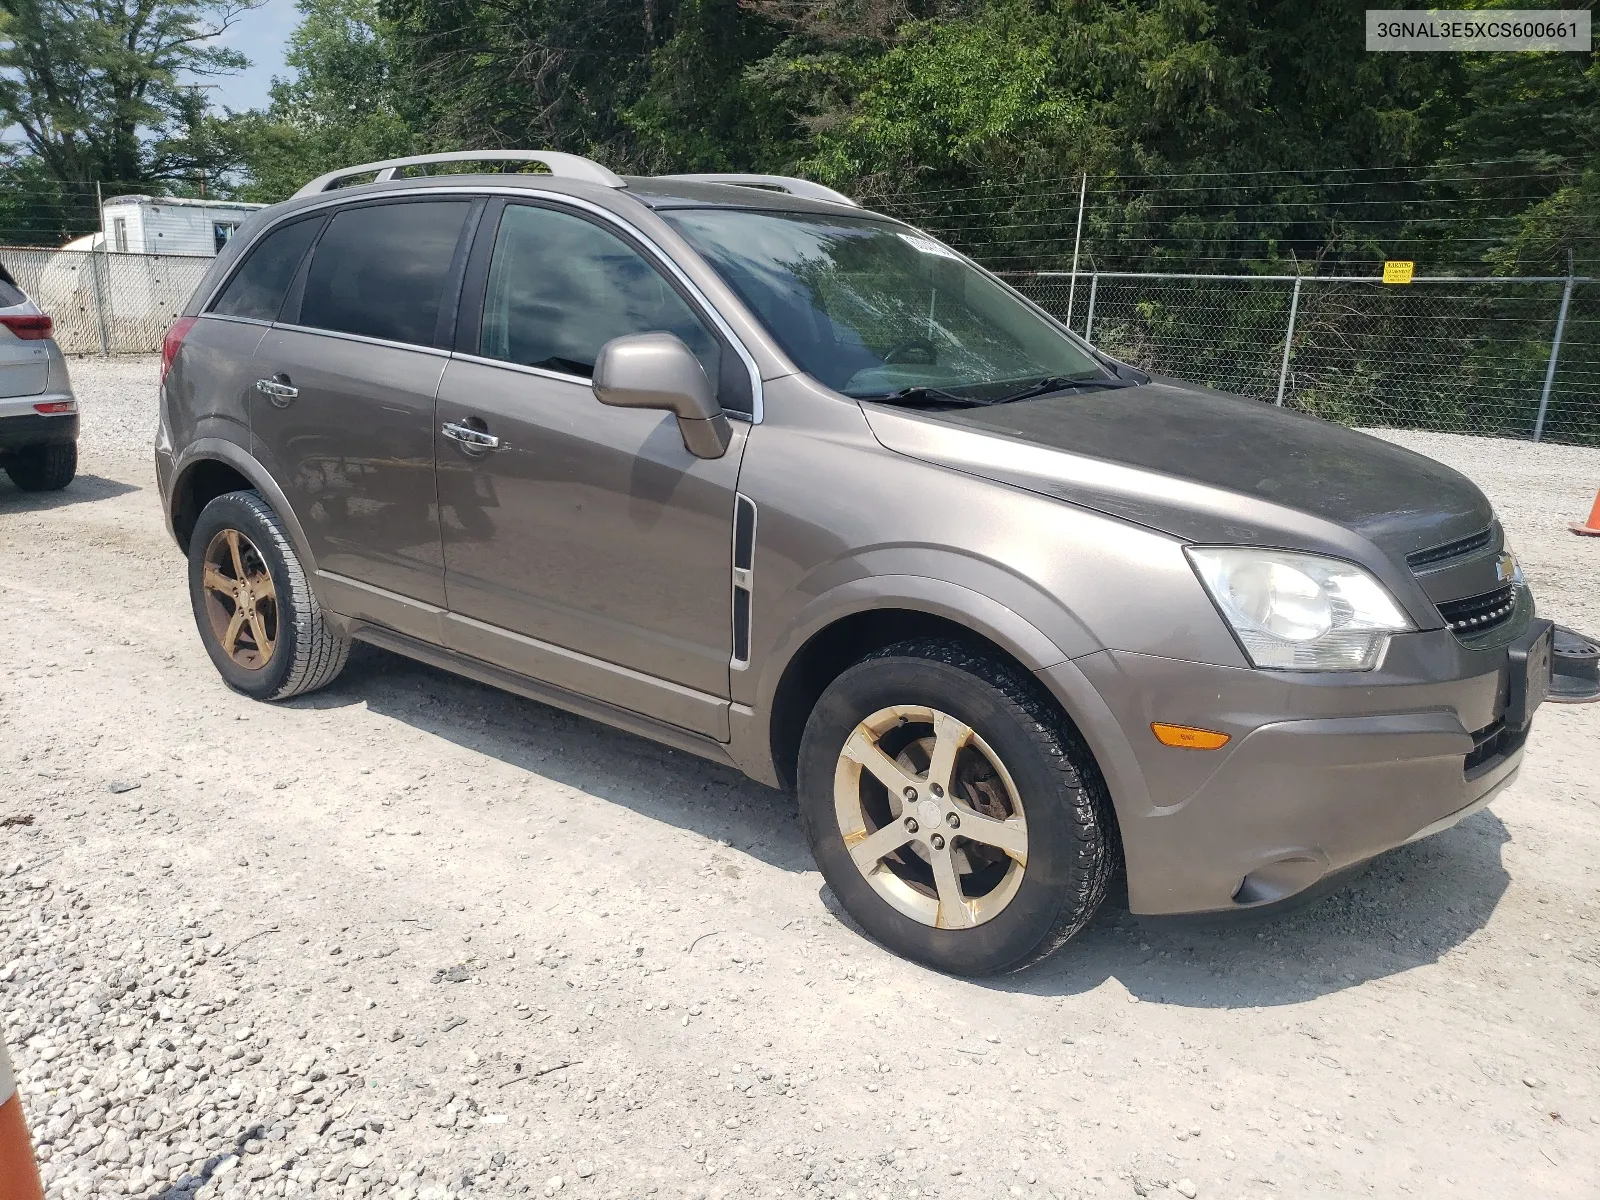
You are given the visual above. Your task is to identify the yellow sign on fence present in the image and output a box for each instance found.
[1383,260,1415,284]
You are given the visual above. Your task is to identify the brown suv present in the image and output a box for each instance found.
[157,151,1550,975]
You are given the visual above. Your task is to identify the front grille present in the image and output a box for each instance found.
[1407,528,1493,571]
[1436,584,1517,636]
[1464,719,1526,777]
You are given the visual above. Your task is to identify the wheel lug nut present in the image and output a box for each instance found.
[930,783,944,797]
[931,834,946,850]
[903,787,917,802]
[946,813,960,828]
[904,817,919,834]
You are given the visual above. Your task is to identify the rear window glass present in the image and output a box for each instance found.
[299,201,471,346]
[210,217,323,322]
[0,264,25,307]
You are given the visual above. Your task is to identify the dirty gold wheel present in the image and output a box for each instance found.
[201,528,278,670]
[188,490,349,700]
[835,705,1029,930]
[799,640,1116,976]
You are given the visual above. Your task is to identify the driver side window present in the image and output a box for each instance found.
[479,203,724,392]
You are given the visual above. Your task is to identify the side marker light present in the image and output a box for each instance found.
[1151,722,1231,750]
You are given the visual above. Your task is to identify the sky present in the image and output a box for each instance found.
[195,0,300,114]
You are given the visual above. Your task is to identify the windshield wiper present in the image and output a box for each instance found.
[860,386,985,408]
[861,375,1133,409]
[990,374,1134,404]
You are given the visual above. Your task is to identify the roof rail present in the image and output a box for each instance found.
[654,173,859,208]
[293,150,626,198]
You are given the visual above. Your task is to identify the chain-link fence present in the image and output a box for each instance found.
[1009,270,1597,446]
[0,246,210,355]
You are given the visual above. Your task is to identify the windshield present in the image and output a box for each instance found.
[662,209,1105,399]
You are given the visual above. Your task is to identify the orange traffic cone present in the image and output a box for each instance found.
[0,1042,45,1200]
[1573,490,1600,537]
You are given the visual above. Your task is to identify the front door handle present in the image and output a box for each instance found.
[254,375,298,406]
[441,421,502,451]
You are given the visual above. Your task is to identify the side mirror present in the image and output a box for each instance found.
[592,332,732,459]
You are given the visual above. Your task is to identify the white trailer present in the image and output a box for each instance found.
[100,195,267,257]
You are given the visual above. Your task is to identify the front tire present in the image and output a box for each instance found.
[4,442,76,491]
[187,490,350,700]
[797,640,1116,976]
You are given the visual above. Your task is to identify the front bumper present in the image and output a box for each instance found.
[1057,604,1542,916]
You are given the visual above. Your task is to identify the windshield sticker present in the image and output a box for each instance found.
[897,232,964,261]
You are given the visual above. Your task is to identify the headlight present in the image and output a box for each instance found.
[1186,547,1415,671]
[1501,539,1525,586]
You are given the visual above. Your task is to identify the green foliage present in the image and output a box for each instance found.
[0,0,258,235]
[224,0,417,203]
[0,151,92,242]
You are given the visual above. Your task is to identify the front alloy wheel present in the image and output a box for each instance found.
[835,705,1029,930]
[798,640,1116,976]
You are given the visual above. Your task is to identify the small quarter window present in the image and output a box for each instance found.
[210,217,324,323]
[479,203,723,392]
[299,201,472,346]
[0,264,25,308]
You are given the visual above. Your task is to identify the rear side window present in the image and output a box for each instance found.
[479,203,723,389]
[210,217,324,322]
[0,263,26,307]
[299,201,471,346]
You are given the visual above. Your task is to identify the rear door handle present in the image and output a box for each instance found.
[441,421,502,451]
[254,375,298,405]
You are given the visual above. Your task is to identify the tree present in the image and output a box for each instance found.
[375,0,787,173]
[226,0,417,201]
[0,0,260,222]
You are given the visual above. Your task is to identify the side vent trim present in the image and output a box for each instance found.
[731,494,757,669]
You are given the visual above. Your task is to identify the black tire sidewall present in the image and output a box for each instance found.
[187,492,301,700]
[5,442,76,491]
[798,653,1090,976]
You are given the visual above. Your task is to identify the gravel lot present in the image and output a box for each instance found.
[1,355,1597,1200]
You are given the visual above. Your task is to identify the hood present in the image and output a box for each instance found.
[860,378,1495,581]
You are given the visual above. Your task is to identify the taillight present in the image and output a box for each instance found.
[33,401,76,415]
[0,313,52,340]
[161,316,197,382]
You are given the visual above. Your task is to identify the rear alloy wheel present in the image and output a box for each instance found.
[798,640,1116,976]
[4,442,76,491]
[188,490,349,700]
[201,527,279,671]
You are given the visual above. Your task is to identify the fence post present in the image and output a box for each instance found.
[1065,172,1087,330]
[1274,274,1303,406]
[93,182,111,356]
[89,254,112,357]
[1532,269,1575,443]
[1084,272,1099,344]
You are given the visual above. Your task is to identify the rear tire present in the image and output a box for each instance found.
[4,442,76,491]
[188,490,350,700]
[797,639,1116,976]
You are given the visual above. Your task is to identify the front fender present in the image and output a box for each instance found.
[728,566,1124,787]
[750,571,1081,718]
[725,566,1154,859]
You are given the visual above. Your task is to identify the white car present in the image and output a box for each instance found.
[0,263,77,491]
